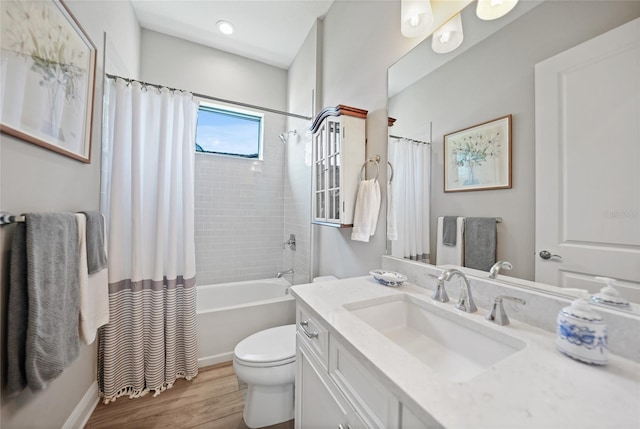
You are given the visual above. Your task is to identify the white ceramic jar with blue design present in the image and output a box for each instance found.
[556,298,608,365]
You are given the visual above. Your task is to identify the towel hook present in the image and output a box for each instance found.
[360,156,380,181]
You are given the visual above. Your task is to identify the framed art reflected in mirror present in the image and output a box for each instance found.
[444,114,512,192]
[0,0,97,163]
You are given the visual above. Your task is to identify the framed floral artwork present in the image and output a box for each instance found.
[443,115,512,192]
[0,0,97,163]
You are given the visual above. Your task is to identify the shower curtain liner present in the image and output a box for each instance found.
[98,77,199,402]
[389,138,431,262]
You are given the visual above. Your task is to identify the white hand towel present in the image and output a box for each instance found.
[436,216,465,265]
[351,179,381,242]
[76,214,110,345]
[387,181,398,241]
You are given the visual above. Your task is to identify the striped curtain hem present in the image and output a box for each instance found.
[97,276,198,403]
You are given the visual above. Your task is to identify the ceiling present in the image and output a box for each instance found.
[131,0,335,70]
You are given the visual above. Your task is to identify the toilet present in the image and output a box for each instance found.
[233,324,297,428]
[233,275,338,428]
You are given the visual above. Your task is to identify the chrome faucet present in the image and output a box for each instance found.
[486,295,526,325]
[431,276,450,303]
[489,261,513,279]
[438,269,477,313]
[276,268,294,278]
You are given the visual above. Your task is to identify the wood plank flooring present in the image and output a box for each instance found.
[85,362,294,429]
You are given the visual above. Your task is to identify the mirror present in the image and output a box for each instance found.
[387,1,640,312]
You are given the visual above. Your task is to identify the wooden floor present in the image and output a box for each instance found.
[85,362,294,429]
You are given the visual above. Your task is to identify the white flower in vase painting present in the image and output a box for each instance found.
[449,124,504,186]
[1,0,88,143]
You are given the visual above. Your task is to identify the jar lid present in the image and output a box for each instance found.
[591,277,631,308]
[592,285,631,308]
[561,298,604,322]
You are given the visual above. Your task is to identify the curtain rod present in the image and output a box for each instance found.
[105,73,312,121]
[389,135,430,145]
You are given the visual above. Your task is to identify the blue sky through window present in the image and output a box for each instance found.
[196,104,262,158]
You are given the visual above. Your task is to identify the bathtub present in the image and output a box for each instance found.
[196,277,296,367]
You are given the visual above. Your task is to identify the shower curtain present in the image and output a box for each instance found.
[389,139,431,262]
[98,77,199,402]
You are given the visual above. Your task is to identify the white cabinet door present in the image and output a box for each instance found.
[296,345,350,429]
[313,117,343,225]
[535,18,640,301]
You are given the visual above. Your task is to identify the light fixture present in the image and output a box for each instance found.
[401,0,434,38]
[216,20,234,35]
[432,13,464,54]
[476,0,519,21]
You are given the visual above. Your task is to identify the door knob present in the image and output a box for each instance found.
[539,250,562,260]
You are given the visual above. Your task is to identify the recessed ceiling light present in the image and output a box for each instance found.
[217,20,234,35]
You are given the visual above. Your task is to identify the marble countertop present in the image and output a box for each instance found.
[290,276,640,428]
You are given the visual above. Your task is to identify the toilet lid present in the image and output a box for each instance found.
[234,324,296,365]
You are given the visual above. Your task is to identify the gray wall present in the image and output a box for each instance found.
[389,1,640,281]
[0,1,140,428]
[313,0,422,279]
[285,20,322,284]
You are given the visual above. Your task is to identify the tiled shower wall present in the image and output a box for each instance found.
[194,112,286,285]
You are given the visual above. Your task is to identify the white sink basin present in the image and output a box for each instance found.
[345,294,526,383]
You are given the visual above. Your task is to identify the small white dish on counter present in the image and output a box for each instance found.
[369,269,407,287]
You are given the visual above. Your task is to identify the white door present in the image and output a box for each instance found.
[535,18,640,302]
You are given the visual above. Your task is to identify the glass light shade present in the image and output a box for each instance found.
[432,14,464,54]
[401,0,434,38]
[476,0,519,20]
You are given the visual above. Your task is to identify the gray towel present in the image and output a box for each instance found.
[464,217,497,272]
[7,223,28,395]
[80,211,107,274]
[442,216,458,246]
[25,213,81,391]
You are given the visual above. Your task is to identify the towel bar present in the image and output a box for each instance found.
[0,212,25,225]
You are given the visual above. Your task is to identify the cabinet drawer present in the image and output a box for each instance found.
[330,340,400,429]
[296,305,329,370]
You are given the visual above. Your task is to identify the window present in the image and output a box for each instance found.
[195,102,263,159]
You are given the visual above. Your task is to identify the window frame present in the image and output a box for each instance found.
[195,101,264,160]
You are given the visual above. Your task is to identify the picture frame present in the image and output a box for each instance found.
[443,114,512,192]
[0,0,97,163]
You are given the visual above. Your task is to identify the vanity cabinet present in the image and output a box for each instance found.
[295,301,430,429]
[297,338,365,429]
[311,105,367,227]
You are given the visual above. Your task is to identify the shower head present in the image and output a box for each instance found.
[279,130,297,144]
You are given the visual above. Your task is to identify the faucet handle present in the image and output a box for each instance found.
[486,295,526,325]
[431,279,450,303]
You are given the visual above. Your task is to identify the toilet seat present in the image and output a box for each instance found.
[234,324,296,368]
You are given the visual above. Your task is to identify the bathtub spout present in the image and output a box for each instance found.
[276,268,294,278]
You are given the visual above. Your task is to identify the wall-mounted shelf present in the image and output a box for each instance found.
[311,105,367,228]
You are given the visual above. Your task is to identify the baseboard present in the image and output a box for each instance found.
[198,351,233,368]
[62,381,99,429]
